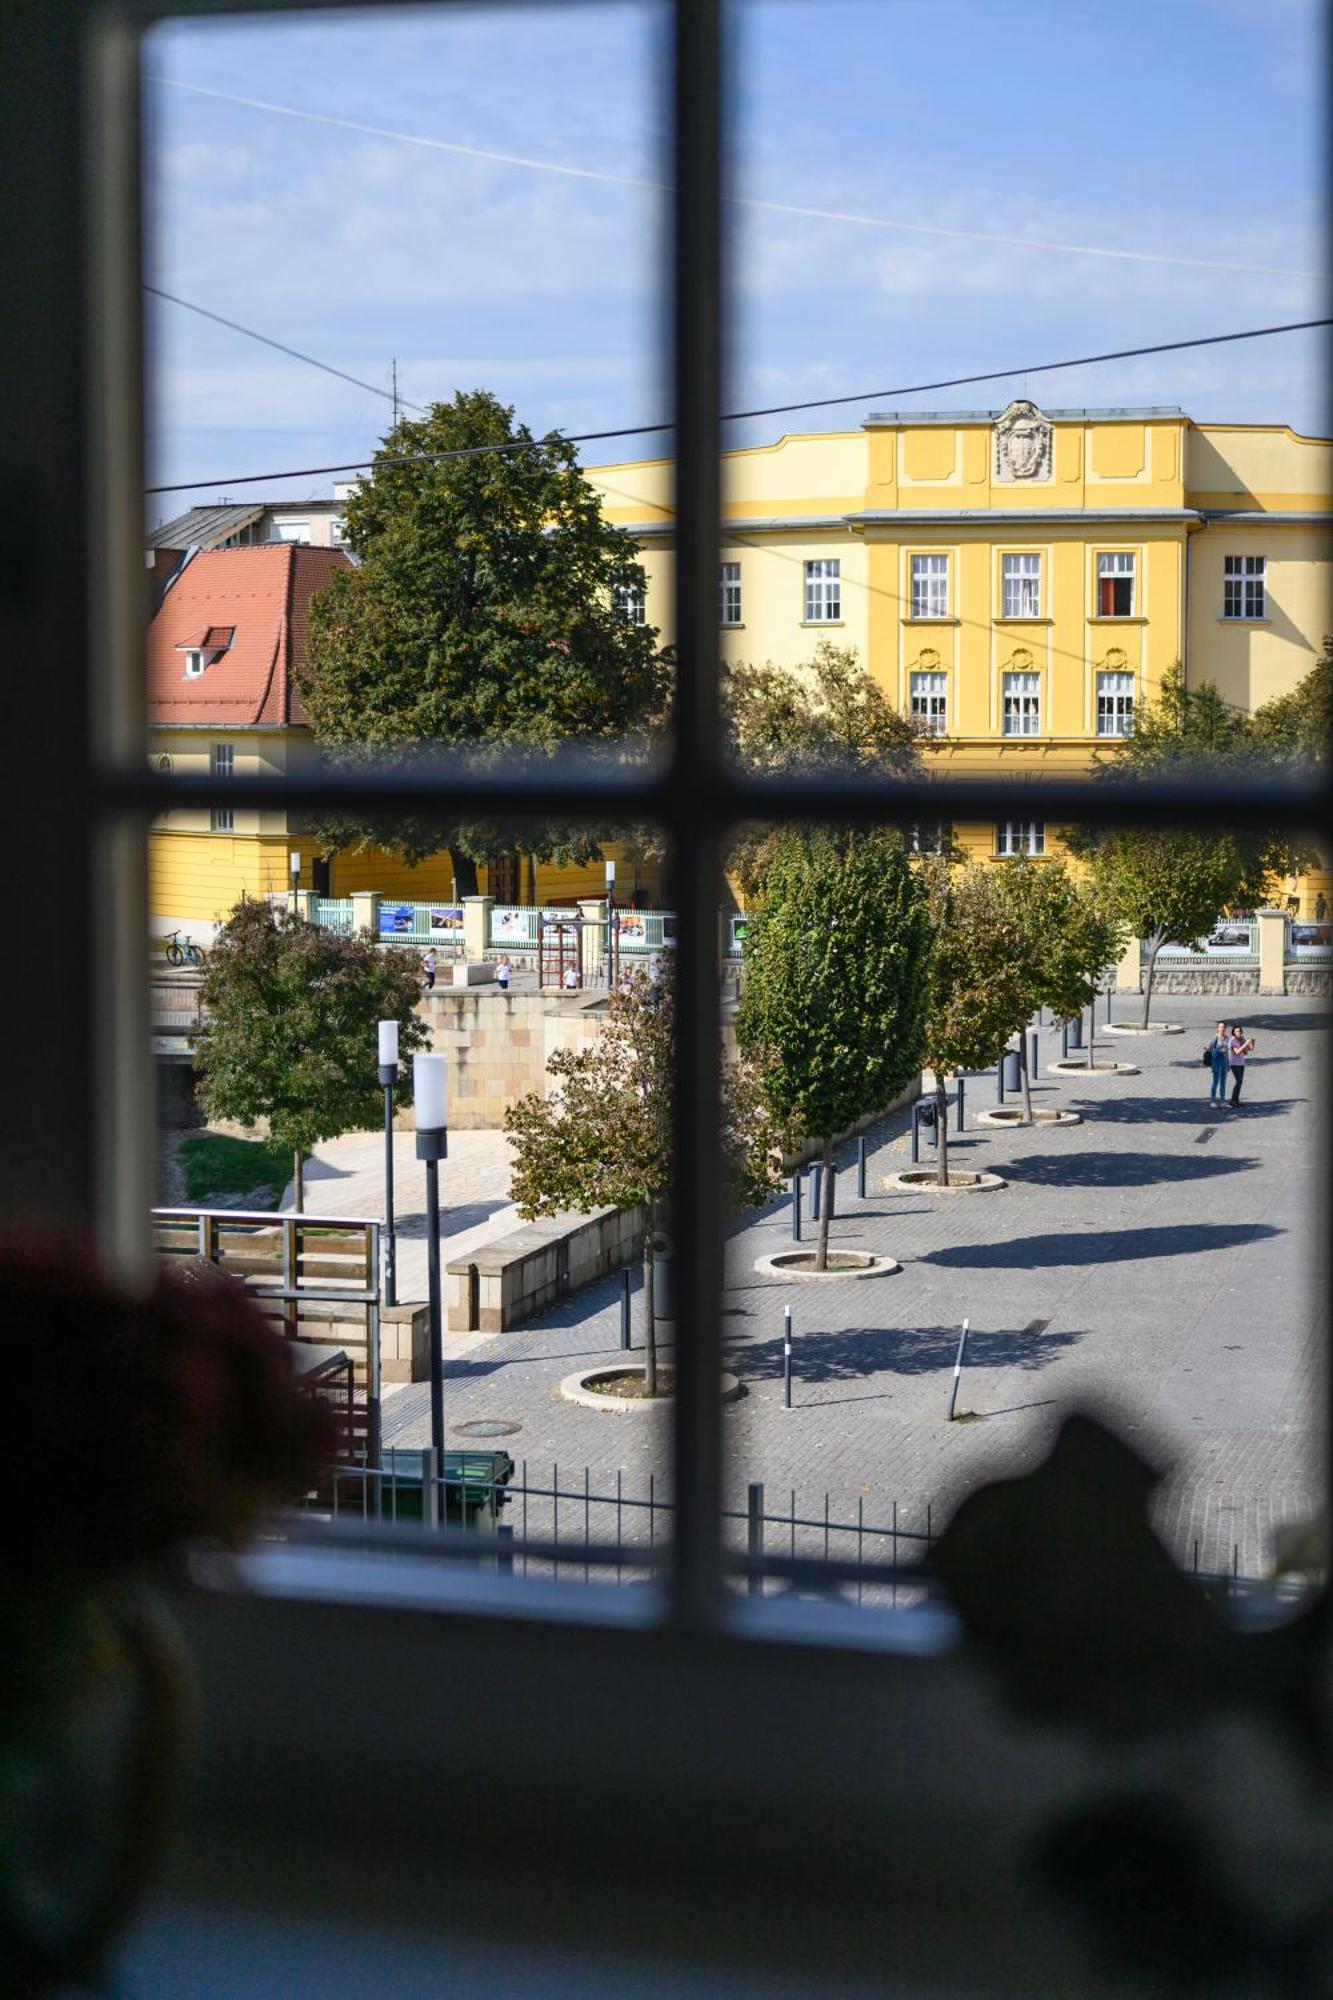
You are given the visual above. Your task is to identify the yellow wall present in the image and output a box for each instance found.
[1187,522,1333,713]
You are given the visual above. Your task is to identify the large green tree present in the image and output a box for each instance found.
[989,859,1125,1105]
[1252,634,1332,767]
[297,389,672,894]
[722,642,937,897]
[736,827,930,1267]
[193,898,429,1210]
[919,864,1031,1184]
[1072,663,1285,1024]
[505,967,783,1394]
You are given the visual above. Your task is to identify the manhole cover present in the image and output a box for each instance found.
[452,1418,522,1439]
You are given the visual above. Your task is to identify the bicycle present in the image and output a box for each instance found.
[164,930,206,968]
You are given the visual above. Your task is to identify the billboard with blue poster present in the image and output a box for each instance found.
[378,903,415,936]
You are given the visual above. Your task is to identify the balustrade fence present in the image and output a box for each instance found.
[280,1458,1296,1607]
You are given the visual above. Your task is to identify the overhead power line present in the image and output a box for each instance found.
[146,286,429,413]
[149,76,1328,282]
[145,316,1333,496]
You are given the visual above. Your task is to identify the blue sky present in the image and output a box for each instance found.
[144,0,1329,521]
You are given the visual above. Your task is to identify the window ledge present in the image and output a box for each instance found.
[994,616,1053,626]
[1088,615,1146,624]
[719,622,746,630]
[799,619,845,628]
[902,616,959,626]
[1218,617,1271,625]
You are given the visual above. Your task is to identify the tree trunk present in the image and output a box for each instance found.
[642,1231,658,1396]
[935,1079,950,1188]
[814,1137,835,1272]
[451,849,481,899]
[292,1146,304,1213]
[1019,1031,1034,1122]
[1142,932,1164,1029]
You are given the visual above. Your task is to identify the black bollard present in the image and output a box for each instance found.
[620,1266,631,1350]
[857,1136,867,1200]
[910,1106,920,1164]
[956,1075,965,1131]
[790,1171,802,1243]
[1029,1030,1038,1075]
[810,1161,822,1222]
[782,1305,793,1410]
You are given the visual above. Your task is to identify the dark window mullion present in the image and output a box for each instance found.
[668,0,725,1629]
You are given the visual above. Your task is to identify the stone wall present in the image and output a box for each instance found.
[446,1203,649,1334]
[409,988,610,1128]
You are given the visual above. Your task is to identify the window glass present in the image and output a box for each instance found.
[910,670,948,735]
[1223,554,1267,619]
[803,558,841,622]
[719,561,742,626]
[1096,670,1135,737]
[1001,552,1041,618]
[910,553,949,619]
[1096,551,1136,616]
[1002,669,1041,736]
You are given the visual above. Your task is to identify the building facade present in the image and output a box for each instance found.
[588,402,1332,890]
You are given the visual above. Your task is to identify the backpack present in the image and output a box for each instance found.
[1202,1044,1214,1066]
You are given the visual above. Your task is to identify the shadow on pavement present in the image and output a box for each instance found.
[730,1319,1083,1387]
[396,1198,512,1239]
[922,1221,1281,1269]
[1064,1094,1300,1125]
[1001,1150,1259,1189]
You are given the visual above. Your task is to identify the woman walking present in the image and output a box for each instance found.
[1208,1021,1230,1104]
[1228,1023,1256,1106]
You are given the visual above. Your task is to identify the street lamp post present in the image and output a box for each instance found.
[414,1051,448,1475]
[289,848,301,915]
[378,1020,399,1308]
[604,856,616,988]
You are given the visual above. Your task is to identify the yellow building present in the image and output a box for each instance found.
[588,401,1332,894]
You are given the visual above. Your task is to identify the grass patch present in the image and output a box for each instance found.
[179,1132,290,1202]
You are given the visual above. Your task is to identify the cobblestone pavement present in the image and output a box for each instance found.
[375,995,1325,1576]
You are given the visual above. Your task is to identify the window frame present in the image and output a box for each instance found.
[1095,669,1136,738]
[909,551,949,620]
[996,819,1046,856]
[1000,551,1041,620]
[909,668,948,736]
[1001,669,1041,738]
[1095,549,1137,618]
[1223,552,1267,621]
[802,556,840,623]
[16,6,1327,1900]
[612,578,647,626]
[718,558,741,627]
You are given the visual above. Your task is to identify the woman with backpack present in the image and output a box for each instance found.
[1228,1024,1256,1106]
[1206,1021,1230,1105]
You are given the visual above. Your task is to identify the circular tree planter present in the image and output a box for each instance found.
[560,1365,741,1411]
[752,1249,900,1281]
[1104,1021,1183,1037]
[1045,1058,1139,1077]
[974,1106,1082,1128]
[882,1169,1006,1194]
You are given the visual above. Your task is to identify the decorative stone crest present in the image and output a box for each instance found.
[994,399,1052,482]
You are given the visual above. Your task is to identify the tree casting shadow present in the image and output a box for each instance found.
[922,1221,1281,1270]
[730,1319,1083,1386]
[395,1198,512,1240]
[1062,1094,1299,1126]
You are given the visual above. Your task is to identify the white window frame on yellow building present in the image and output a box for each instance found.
[1223,552,1267,621]
[718,559,742,627]
[801,556,841,624]
[1001,669,1042,737]
[999,551,1042,620]
[909,668,948,735]
[996,818,1046,857]
[908,550,950,621]
[1092,547,1141,620]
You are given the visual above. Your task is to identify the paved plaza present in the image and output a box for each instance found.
[360,994,1325,1577]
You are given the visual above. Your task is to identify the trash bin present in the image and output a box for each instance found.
[381,1447,514,1529]
[916,1100,937,1133]
[1001,1048,1022,1091]
[651,1230,675,1321]
[1067,1013,1084,1051]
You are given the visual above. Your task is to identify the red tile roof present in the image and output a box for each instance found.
[147,544,350,727]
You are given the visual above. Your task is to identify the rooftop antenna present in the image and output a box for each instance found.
[391,357,401,428]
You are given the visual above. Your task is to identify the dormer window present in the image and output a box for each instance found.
[175,624,235,679]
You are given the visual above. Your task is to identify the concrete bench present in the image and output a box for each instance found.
[447,1204,647,1334]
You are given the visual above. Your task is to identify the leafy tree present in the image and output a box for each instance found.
[1252,635,1332,767]
[919,865,1031,1184]
[193,898,429,1211]
[989,860,1126,1103]
[297,389,672,894]
[1073,663,1284,1024]
[723,642,938,896]
[736,827,930,1266]
[1071,829,1250,1029]
[505,967,783,1395]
